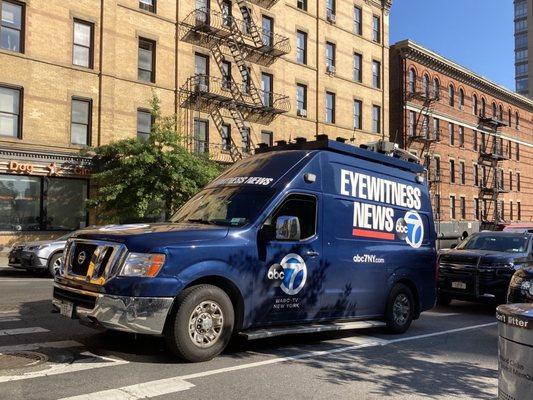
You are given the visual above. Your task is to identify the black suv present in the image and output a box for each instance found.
[438,232,533,305]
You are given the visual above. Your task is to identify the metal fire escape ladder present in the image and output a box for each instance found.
[209,106,243,161]
[236,1,265,49]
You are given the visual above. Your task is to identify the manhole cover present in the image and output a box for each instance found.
[0,351,48,370]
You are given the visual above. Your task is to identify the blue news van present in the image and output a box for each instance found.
[53,138,437,362]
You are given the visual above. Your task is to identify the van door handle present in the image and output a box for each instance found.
[306,250,319,257]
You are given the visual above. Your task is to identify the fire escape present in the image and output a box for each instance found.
[405,77,441,227]
[178,1,291,162]
[478,112,508,228]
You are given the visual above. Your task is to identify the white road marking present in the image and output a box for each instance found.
[0,352,128,383]
[0,327,48,336]
[0,310,20,315]
[58,322,497,400]
[0,279,52,283]
[339,335,388,346]
[0,340,82,354]
[0,317,21,323]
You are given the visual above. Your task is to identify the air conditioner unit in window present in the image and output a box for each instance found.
[326,64,336,74]
[297,109,307,117]
[326,10,336,23]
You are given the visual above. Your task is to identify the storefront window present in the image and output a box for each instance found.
[0,174,87,231]
[44,178,87,230]
[0,175,41,230]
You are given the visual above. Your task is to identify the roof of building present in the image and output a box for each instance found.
[392,39,533,111]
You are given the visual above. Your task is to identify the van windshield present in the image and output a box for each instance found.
[170,186,276,227]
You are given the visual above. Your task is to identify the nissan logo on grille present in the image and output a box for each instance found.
[77,251,87,265]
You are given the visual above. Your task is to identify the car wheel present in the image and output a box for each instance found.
[385,283,415,334]
[165,284,234,363]
[436,294,452,306]
[48,253,62,277]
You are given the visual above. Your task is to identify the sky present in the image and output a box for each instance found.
[390,0,515,91]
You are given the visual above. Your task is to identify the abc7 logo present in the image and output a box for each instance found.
[267,264,284,287]
[395,211,424,248]
[395,218,408,240]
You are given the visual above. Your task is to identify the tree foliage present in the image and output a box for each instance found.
[86,96,223,223]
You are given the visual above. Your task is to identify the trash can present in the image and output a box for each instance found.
[496,303,533,400]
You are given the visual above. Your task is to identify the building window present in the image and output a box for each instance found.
[0,85,21,138]
[297,0,307,11]
[221,123,231,151]
[460,161,465,184]
[296,83,307,116]
[515,33,528,49]
[372,105,381,134]
[473,130,477,150]
[221,1,232,27]
[510,201,514,221]
[460,197,466,220]
[458,126,464,147]
[326,0,335,16]
[221,60,232,89]
[474,199,479,220]
[0,175,88,231]
[261,16,273,47]
[1,0,23,52]
[473,164,478,186]
[450,196,456,219]
[435,194,441,219]
[509,171,513,191]
[517,172,521,191]
[242,66,251,94]
[516,49,528,62]
[138,38,156,82]
[433,118,440,141]
[492,102,497,117]
[433,78,440,99]
[500,201,505,220]
[372,60,381,89]
[448,123,454,145]
[296,30,307,64]
[326,41,335,70]
[353,52,362,82]
[73,20,93,68]
[499,105,503,121]
[448,85,454,107]
[354,6,362,35]
[409,69,416,93]
[434,157,441,181]
[139,0,156,13]
[408,111,416,136]
[481,97,486,116]
[516,143,520,160]
[242,126,251,154]
[449,159,455,183]
[422,115,429,137]
[194,118,209,154]
[515,112,520,130]
[261,73,273,108]
[70,98,91,145]
[136,109,152,140]
[518,202,522,220]
[372,15,380,43]
[472,94,478,115]
[353,100,362,130]
[422,74,430,97]
[515,1,528,18]
[261,130,273,146]
[458,89,464,110]
[325,91,335,124]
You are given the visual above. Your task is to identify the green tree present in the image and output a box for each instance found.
[86,96,223,223]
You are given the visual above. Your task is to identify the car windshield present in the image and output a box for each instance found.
[457,234,529,253]
[170,186,276,227]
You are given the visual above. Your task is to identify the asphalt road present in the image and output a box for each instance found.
[0,265,499,400]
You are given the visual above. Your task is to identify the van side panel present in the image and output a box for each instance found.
[320,152,436,317]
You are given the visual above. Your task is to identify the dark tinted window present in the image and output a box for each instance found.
[271,194,316,240]
[457,234,529,253]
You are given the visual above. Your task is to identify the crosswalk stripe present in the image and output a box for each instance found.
[0,340,82,353]
[0,327,48,336]
[0,310,20,315]
[0,317,21,323]
[0,352,129,383]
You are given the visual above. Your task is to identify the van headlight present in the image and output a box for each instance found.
[119,253,165,277]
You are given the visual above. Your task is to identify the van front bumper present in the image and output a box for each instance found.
[52,283,174,335]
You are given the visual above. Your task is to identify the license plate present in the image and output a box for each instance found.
[59,301,75,318]
[452,281,467,290]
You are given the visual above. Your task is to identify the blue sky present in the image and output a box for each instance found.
[390,0,515,91]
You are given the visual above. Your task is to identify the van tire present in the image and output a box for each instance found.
[165,284,234,363]
[385,283,414,334]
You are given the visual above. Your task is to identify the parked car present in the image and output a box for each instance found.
[53,138,437,362]
[502,223,533,233]
[508,267,533,303]
[437,231,533,305]
[9,232,74,276]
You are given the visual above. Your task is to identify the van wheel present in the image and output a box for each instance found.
[48,253,62,277]
[385,283,414,334]
[165,284,234,363]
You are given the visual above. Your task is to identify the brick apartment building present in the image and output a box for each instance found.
[0,0,391,248]
[390,40,533,242]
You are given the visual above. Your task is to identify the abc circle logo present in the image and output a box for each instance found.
[403,211,424,248]
[268,254,307,296]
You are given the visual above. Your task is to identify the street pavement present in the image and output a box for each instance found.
[0,264,499,400]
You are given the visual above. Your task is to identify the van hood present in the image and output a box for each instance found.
[72,223,229,252]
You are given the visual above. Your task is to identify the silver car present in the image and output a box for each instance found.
[8,232,74,276]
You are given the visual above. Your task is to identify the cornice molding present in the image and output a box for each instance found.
[0,147,93,165]
[394,40,533,111]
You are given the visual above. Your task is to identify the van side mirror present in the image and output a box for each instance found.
[276,216,301,241]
